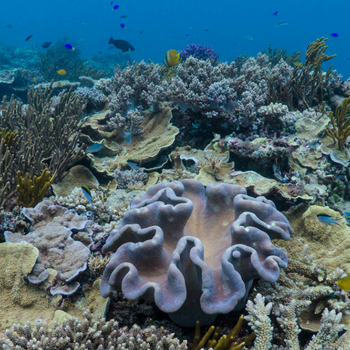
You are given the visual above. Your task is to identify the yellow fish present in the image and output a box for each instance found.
[293,62,302,67]
[57,81,62,87]
[164,49,180,68]
[33,77,37,83]
[57,69,67,75]
[337,276,350,291]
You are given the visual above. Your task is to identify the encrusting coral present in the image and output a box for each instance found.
[0,310,188,350]
[100,179,293,327]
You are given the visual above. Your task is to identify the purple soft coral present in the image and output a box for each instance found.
[180,44,219,64]
[100,179,293,327]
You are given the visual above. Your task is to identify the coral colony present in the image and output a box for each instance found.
[4,37,350,349]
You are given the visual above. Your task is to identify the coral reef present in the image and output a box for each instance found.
[4,200,91,295]
[0,311,188,350]
[0,82,86,207]
[0,242,60,332]
[16,168,55,207]
[326,96,350,150]
[245,294,350,350]
[100,179,293,327]
[38,38,84,81]
[180,44,219,63]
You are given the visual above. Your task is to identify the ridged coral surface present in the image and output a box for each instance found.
[101,179,293,326]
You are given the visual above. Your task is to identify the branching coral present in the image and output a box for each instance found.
[326,96,350,150]
[192,315,255,350]
[289,37,336,110]
[100,179,293,327]
[245,294,350,350]
[16,168,55,207]
[0,82,86,207]
[0,311,188,350]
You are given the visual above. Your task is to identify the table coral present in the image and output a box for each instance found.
[100,179,293,327]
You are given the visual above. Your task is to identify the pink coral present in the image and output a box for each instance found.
[101,179,293,326]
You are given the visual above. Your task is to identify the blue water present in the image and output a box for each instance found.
[1,0,350,78]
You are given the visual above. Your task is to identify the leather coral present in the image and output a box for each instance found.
[100,179,293,326]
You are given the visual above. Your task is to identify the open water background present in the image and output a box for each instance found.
[1,0,349,78]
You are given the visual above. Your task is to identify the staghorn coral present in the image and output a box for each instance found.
[0,310,188,350]
[100,179,293,327]
[245,294,350,350]
[245,294,273,350]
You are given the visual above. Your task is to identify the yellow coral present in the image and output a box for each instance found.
[16,168,56,207]
[192,316,255,350]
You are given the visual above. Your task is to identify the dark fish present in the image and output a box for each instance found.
[139,31,143,34]
[99,51,102,54]
[277,22,290,27]
[81,185,93,205]
[331,33,339,37]
[204,28,209,32]
[87,143,104,153]
[120,15,128,18]
[42,41,52,49]
[273,11,279,16]
[108,37,135,52]
[25,35,33,41]
[6,25,13,28]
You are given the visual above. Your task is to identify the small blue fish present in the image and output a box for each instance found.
[81,185,93,205]
[113,4,119,10]
[110,1,113,3]
[331,33,339,37]
[244,35,253,42]
[87,143,103,153]
[277,22,290,27]
[127,160,140,170]
[120,23,126,29]
[64,43,74,50]
[273,11,279,16]
[185,34,189,36]
[317,213,341,226]
[118,129,131,144]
